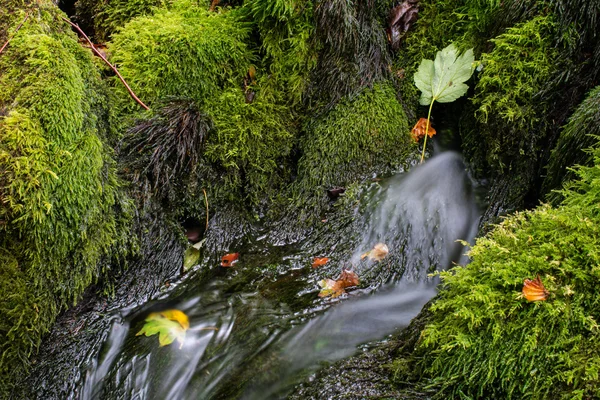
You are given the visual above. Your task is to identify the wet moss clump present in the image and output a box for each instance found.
[291,83,416,219]
[240,0,317,106]
[413,144,600,399]
[0,2,129,394]
[465,15,560,172]
[108,2,253,114]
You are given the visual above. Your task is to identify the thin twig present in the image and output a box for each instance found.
[60,16,150,111]
[0,11,31,56]
[202,188,209,231]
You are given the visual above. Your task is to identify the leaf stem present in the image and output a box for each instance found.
[420,100,435,163]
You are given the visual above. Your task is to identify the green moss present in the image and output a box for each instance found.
[241,0,317,106]
[291,83,416,218]
[467,15,559,171]
[108,3,253,114]
[544,85,600,203]
[74,0,170,41]
[416,144,600,399]
[0,3,128,394]
[204,87,295,204]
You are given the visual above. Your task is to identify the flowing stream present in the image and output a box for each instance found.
[68,152,479,399]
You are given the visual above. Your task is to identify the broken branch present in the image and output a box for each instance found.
[60,16,150,111]
[0,11,31,56]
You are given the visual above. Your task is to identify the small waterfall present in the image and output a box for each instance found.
[76,152,479,400]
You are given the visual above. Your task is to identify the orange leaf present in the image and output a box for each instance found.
[221,252,239,267]
[318,269,360,298]
[523,276,548,302]
[411,118,436,142]
[312,257,330,268]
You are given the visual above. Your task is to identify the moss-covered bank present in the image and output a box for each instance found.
[0,2,130,395]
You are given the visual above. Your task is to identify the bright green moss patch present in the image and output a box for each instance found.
[468,15,559,171]
[241,0,317,106]
[0,4,128,393]
[292,83,416,213]
[109,3,253,114]
[417,146,600,399]
[204,87,294,204]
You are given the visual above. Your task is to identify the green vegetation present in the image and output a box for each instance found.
[204,87,294,204]
[544,85,600,203]
[292,84,415,217]
[108,4,253,114]
[415,145,600,399]
[0,3,129,395]
[240,0,317,106]
[74,0,169,41]
[413,43,475,162]
[466,15,559,172]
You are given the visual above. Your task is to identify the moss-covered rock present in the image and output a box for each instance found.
[291,83,416,219]
[414,144,600,399]
[108,3,253,114]
[466,15,560,173]
[240,0,317,106]
[0,2,129,395]
[74,0,170,42]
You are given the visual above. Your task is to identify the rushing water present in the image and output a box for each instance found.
[74,152,478,399]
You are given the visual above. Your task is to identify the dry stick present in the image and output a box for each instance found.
[60,16,150,111]
[0,11,31,56]
[202,188,209,231]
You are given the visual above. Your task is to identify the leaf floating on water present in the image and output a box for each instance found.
[523,276,549,302]
[158,309,190,329]
[318,269,360,298]
[221,252,239,267]
[360,243,389,262]
[411,118,437,142]
[136,309,189,348]
[312,257,330,268]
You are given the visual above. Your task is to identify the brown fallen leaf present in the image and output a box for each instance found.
[411,118,436,142]
[360,243,389,262]
[387,0,419,50]
[221,252,239,267]
[312,257,330,268]
[523,276,549,302]
[318,269,360,298]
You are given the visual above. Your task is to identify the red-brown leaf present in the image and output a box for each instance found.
[312,257,330,268]
[523,276,548,302]
[411,118,436,142]
[318,269,360,298]
[221,253,239,267]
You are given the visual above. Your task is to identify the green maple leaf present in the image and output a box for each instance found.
[414,43,475,106]
[136,310,188,348]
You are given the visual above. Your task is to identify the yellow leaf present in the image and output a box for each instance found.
[159,309,190,330]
